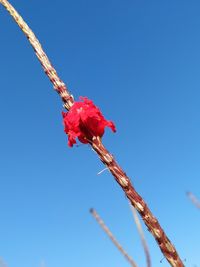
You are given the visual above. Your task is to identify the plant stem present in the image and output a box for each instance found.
[130,203,151,267]
[91,136,184,267]
[0,1,184,266]
[90,208,138,267]
[187,191,200,209]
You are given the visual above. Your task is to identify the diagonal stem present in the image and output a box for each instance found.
[91,137,184,267]
[90,208,138,267]
[187,191,200,209]
[0,1,184,266]
[130,203,151,267]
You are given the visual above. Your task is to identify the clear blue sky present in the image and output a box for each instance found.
[0,0,200,266]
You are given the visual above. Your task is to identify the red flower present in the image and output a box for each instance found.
[62,97,116,147]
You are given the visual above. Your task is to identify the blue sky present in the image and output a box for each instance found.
[0,0,200,266]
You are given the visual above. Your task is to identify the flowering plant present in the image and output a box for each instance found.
[1,1,184,265]
[62,97,116,147]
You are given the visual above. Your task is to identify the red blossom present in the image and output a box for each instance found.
[62,97,116,147]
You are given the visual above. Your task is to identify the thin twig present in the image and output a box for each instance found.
[186,191,200,209]
[0,1,184,266]
[97,167,108,175]
[90,208,138,267]
[130,203,151,267]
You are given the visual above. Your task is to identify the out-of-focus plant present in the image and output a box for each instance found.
[187,192,200,210]
[130,203,151,267]
[90,208,138,267]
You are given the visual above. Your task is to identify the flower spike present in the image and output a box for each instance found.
[0,1,184,266]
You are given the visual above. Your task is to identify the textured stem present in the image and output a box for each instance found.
[0,1,184,266]
[0,0,74,110]
[91,137,184,267]
[90,208,138,267]
[130,203,151,267]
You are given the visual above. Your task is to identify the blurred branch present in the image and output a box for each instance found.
[130,204,151,267]
[186,192,200,209]
[40,260,46,267]
[0,258,8,267]
[90,208,138,267]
